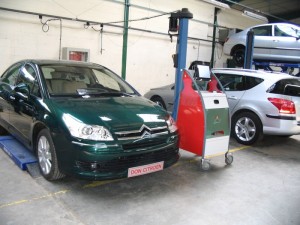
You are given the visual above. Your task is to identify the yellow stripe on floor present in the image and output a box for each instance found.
[0,145,250,209]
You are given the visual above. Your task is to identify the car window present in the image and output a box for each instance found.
[40,64,136,95]
[214,73,243,91]
[18,64,41,97]
[275,24,299,37]
[1,62,22,85]
[245,76,264,89]
[252,25,272,36]
[93,69,121,91]
[267,78,300,96]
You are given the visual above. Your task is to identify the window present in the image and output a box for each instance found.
[214,73,243,91]
[39,65,136,95]
[18,64,40,97]
[1,63,22,85]
[93,69,121,91]
[275,24,299,37]
[252,25,272,36]
[92,68,134,93]
[267,78,300,95]
[245,76,263,89]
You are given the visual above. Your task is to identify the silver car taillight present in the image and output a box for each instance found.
[268,98,296,114]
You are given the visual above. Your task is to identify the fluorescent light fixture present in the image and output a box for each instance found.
[201,0,230,9]
[243,10,268,22]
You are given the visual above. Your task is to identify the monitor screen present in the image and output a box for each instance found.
[195,65,211,79]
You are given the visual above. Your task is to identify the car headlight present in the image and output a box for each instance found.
[166,115,178,133]
[62,113,113,141]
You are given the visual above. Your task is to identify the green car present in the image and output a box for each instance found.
[0,60,179,181]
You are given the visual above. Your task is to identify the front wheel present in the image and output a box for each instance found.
[151,96,167,110]
[232,47,245,67]
[0,125,8,136]
[36,129,65,181]
[232,112,263,145]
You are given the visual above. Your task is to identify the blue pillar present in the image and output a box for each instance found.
[244,29,254,69]
[172,9,193,121]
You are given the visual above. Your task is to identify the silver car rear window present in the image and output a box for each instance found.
[267,78,300,96]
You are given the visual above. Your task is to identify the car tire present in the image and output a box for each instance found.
[151,96,167,110]
[232,112,263,145]
[232,47,245,67]
[36,129,65,181]
[0,125,8,136]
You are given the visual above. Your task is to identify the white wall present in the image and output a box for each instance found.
[0,0,262,94]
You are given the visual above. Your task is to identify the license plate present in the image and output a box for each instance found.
[128,161,164,178]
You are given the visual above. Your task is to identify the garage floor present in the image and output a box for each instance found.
[1,135,300,225]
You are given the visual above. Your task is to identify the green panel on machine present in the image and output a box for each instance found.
[205,108,230,139]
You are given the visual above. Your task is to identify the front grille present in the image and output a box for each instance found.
[115,125,168,140]
[76,147,179,173]
[122,139,166,151]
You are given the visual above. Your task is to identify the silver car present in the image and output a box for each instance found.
[144,68,300,145]
[224,23,300,67]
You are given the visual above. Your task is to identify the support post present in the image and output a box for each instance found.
[244,30,254,69]
[210,8,220,68]
[121,0,130,79]
[171,8,193,121]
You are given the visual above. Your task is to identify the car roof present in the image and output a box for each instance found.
[212,68,297,80]
[243,23,300,30]
[16,59,100,67]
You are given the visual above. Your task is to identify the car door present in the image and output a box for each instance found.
[214,73,246,113]
[271,24,300,61]
[0,62,22,129]
[9,63,40,145]
[252,25,273,60]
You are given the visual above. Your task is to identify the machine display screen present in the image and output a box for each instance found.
[195,65,211,79]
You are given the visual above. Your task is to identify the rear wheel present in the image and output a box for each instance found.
[36,129,65,181]
[232,112,263,145]
[0,125,8,136]
[232,47,245,67]
[151,96,167,110]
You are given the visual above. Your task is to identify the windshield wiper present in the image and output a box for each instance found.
[76,88,108,95]
[76,88,134,97]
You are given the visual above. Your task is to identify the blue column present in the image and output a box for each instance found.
[172,18,190,121]
[244,30,254,69]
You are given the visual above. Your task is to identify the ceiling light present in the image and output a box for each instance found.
[200,0,230,9]
[243,10,268,22]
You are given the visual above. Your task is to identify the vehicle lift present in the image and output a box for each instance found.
[0,135,38,175]
[170,9,233,170]
[253,61,300,76]
[244,29,300,76]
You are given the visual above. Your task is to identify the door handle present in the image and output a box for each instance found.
[228,96,237,100]
[273,40,279,42]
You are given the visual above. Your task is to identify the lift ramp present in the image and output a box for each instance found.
[0,136,39,177]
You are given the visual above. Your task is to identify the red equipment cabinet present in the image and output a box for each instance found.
[176,69,233,170]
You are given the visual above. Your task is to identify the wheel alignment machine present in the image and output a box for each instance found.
[170,9,233,170]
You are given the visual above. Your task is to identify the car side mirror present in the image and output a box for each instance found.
[14,83,30,100]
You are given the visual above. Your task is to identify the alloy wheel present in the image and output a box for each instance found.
[37,135,52,175]
[235,116,256,142]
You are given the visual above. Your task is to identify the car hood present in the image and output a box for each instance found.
[49,96,169,131]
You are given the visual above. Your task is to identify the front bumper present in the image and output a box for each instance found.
[53,132,179,180]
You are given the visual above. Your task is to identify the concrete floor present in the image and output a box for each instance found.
[1,135,300,225]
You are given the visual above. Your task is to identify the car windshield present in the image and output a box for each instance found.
[40,64,136,97]
[275,24,300,38]
[267,78,300,97]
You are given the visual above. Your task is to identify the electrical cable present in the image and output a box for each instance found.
[39,16,62,60]
[87,10,178,27]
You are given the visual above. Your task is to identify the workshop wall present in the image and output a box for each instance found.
[0,0,261,94]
